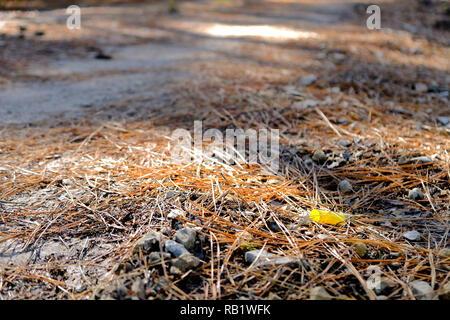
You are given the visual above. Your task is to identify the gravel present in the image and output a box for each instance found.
[409,280,434,300]
[168,209,185,219]
[338,139,351,147]
[244,249,301,267]
[403,230,421,241]
[353,242,368,257]
[148,252,171,264]
[165,240,190,257]
[312,150,327,163]
[338,179,353,194]
[374,278,395,295]
[299,74,317,86]
[133,231,163,254]
[410,156,432,164]
[414,82,428,93]
[408,188,424,201]
[171,254,201,272]
[437,116,450,126]
[174,227,197,251]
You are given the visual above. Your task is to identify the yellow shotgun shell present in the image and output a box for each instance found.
[310,209,346,226]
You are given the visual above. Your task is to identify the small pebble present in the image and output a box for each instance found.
[133,232,162,254]
[245,249,272,264]
[165,240,190,257]
[171,254,200,272]
[174,227,196,251]
[437,116,450,126]
[148,252,171,264]
[309,286,333,300]
[338,139,351,147]
[161,227,171,236]
[338,179,353,193]
[409,280,434,300]
[403,230,421,241]
[169,266,182,275]
[374,278,395,295]
[299,74,317,86]
[408,188,424,201]
[312,150,327,163]
[415,82,428,93]
[410,156,432,164]
[168,209,184,219]
[353,242,368,257]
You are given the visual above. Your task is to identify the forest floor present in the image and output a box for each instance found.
[0,0,449,300]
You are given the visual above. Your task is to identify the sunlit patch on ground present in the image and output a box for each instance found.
[205,24,320,40]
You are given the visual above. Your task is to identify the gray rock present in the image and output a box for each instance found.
[133,231,162,254]
[244,249,300,267]
[353,242,368,257]
[408,188,424,200]
[403,230,421,241]
[174,227,196,251]
[415,82,428,93]
[161,227,171,236]
[148,251,171,264]
[171,254,201,272]
[437,116,450,126]
[410,156,432,164]
[168,209,185,219]
[299,74,317,86]
[113,262,133,274]
[338,139,351,147]
[374,278,395,295]
[409,280,434,300]
[338,179,353,194]
[312,150,327,163]
[245,249,272,264]
[165,240,190,257]
[169,266,182,275]
[309,286,333,300]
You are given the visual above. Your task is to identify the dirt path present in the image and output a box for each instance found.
[0,0,360,125]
